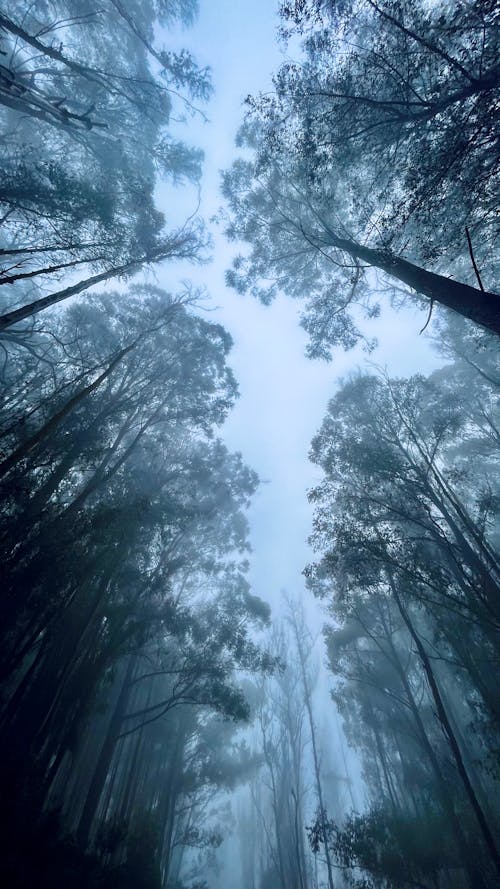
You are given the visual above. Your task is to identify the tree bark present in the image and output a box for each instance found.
[326,231,500,336]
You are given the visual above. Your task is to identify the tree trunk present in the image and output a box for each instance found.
[0,343,134,479]
[375,602,488,889]
[291,611,335,889]
[390,578,500,882]
[327,232,500,336]
[0,236,192,329]
[0,255,106,286]
[77,657,135,847]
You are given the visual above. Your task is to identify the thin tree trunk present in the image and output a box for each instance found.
[0,14,117,95]
[0,263,135,330]
[77,657,135,846]
[291,612,335,889]
[389,578,500,882]
[0,235,192,329]
[0,241,116,257]
[0,255,106,286]
[375,603,488,889]
[319,65,500,132]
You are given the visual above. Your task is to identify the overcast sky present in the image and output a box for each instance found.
[159,0,442,616]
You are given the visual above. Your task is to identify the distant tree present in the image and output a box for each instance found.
[286,598,335,889]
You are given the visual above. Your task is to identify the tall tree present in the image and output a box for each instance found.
[223,0,500,349]
[0,0,209,326]
[0,285,276,889]
[305,330,500,888]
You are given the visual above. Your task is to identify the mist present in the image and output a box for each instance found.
[0,2,499,888]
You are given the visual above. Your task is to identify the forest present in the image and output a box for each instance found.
[0,1,498,888]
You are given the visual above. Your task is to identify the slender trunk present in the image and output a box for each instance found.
[377,607,487,889]
[0,237,190,329]
[292,617,335,889]
[263,739,287,889]
[0,260,141,330]
[337,727,356,809]
[3,549,123,753]
[0,241,117,257]
[390,579,500,882]
[368,707,401,814]
[77,657,135,846]
[160,719,187,883]
[0,255,106,286]
[117,727,144,823]
[291,788,306,889]
[366,0,482,85]
[321,65,500,132]
[0,14,117,94]
[437,617,500,724]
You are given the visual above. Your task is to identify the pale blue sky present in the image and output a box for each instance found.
[158,0,442,611]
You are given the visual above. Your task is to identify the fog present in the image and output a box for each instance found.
[0,2,498,888]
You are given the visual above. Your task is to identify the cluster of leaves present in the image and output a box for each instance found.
[0,0,210,323]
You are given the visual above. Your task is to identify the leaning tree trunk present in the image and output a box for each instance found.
[0,342,134,480]
[327,232,500,336]
[0,235,193,330]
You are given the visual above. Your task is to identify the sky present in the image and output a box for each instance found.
[155,4,446,871]
[158,0,442,619]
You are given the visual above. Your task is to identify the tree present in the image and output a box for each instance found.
[305,335,500,887]
[0,227,206,329]
[286,597,335,889]
[0,285,276,889]
[0,0,209,326]
[223,0,500,350]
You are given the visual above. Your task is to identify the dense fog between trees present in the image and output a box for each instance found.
[0,1,498,887]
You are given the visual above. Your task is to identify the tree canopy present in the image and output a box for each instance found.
[223,0,500,351]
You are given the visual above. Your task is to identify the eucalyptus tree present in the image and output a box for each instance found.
[223,0,500,349]
[305,340,500,887]
[286,598,336,889]
[0,0,209,324]
[238,614,343,889]
[0,286,275,889]
[67,570,272,858]
[0,287,238,667]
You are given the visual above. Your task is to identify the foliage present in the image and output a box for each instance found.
[0,0,210,319]
[223,0,500,351]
